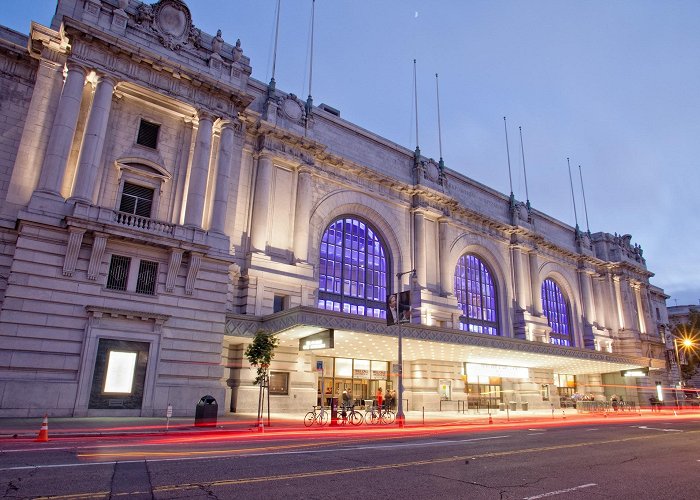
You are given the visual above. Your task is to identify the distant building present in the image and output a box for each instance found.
[0,0,670,417]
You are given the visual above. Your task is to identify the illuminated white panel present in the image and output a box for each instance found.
[467,363,529,380]
[335,358,352,377]
[103,351,137,394]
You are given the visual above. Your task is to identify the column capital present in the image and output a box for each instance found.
[196,109,216,123]
[64,61,89,77]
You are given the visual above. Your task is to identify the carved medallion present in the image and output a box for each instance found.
[281,97,303,121]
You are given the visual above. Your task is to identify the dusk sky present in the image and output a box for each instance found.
[3,0,699,307]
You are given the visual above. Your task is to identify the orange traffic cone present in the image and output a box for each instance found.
[36,414,49,442]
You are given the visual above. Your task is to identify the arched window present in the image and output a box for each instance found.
[318,217,388,318]
[541,279,572,346]
[454,254,499,335]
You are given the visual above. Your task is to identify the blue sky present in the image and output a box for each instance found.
[3,0,699,306]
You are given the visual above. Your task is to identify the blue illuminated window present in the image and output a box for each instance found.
[318,217,388,319]
[454,255,499,335]
[541,279,572,346]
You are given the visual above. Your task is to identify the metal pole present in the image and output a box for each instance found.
[397,319,405,427]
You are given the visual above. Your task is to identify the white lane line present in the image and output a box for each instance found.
[1,446,77,453]
[527,433,545,436]
[523,483,597,499]
[636,425,683,433]
[584,429,599,431]
[0,435,511,471]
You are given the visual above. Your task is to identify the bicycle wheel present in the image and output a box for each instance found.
[349,410,364,425]
[318,409,330,426]
[383,410,395,424]
[304,411,316,427]
[369,410,379,425]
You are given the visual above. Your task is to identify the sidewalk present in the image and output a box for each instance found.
[1,406,694,440]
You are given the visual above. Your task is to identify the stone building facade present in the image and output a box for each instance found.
[0,0,670,417]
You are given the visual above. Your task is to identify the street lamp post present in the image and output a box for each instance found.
[673,337,696,408]
[395,269,415,428]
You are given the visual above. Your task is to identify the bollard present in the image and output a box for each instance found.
[562,410,566,419]
[422,406,425,426]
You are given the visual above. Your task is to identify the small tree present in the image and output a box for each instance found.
[244,330,279,429]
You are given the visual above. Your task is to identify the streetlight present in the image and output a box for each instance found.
[394,269,415,428]
[673,336,697,408]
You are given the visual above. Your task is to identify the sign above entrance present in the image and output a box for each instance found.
[299,329,334,351]
[621,368,649,377]
[466,363,529,380]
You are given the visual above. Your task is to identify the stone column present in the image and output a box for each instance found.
[413,211,426,287]
[250,153,273,252]
[184,111,214,227]
[634,283,647,334]
[70,74,117,203]
[613,275,625,330]
[293,169,313,262]
[438,219,452,296]
[578,268,596,325]
[209,120,236,233]
[7,53,66,205]
[511,246,527,311]
[37,63,87,196]
[529,251,543,315]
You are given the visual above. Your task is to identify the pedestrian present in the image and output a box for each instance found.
[611,394,619,411]
[376,387,383,410]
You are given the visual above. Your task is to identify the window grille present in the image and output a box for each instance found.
[106,255,131,291]
[318,217,388,319]
[119,182,153,218]
[541,279,572,346]
[136,260,158,295]
[454,254,499,335]
[136,119,159,149]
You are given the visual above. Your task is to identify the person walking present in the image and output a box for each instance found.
[376,387,383,411]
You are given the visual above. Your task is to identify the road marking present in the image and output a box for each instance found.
[636,425,683,433]
[523,483,597,499]
[527,433,545,436]
[527,429,546,431]
[584,428,599,431]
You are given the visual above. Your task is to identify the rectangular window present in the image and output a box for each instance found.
[136,260,158,295]
[273,295,287,313]
[103,351,137,394]
[136,119,160,149]
[106,255,131,291]
[119,182,154,218]
[269,371,289,395]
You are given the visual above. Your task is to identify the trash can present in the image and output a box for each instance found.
[509,401,517,411]
[521,402,529,411]
[498,402,506,411]
[194,395,218,427]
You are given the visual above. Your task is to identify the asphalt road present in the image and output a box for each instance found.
[2,416,700,499]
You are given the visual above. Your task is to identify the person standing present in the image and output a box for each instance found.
[376,387,383,410]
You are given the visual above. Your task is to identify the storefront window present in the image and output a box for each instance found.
[371,361,388,379]
[353,359,370,379]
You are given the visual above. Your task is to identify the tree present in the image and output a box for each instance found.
[244,330,279,429]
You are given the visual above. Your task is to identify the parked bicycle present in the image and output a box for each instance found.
[304,405,330,427]
[365,404,395,425]
[338,404,364,426]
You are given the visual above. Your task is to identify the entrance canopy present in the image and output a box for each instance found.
[225,307,661,376]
